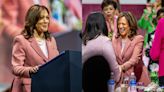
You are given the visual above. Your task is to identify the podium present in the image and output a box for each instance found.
[31,50,82,92]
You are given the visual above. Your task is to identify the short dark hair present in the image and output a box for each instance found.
[117,12,138,39]
[82,12,108,45]
[101,0,117,10]
[22,4,51,39]
[157,7,164,19]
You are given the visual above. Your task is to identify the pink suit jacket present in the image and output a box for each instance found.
[11,35,59,92]
[2,0,66,38]
[150,18,164,77]
[112,35,150,86]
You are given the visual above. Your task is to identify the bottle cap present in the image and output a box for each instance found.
[131,72,135,75]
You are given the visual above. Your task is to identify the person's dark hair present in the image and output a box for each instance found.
[152,7,164,25]
[22,4,51,39]
[82,12,108,45]
[101,0,117,10]
[157,7,164,20]
[117,12,138,39]
[162,0,164,7]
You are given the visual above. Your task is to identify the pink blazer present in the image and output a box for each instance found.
[11,35,59,92]
[150,18,164,77]
[2,0,66,38]
[112,35,150,86]
[82,35,121,82]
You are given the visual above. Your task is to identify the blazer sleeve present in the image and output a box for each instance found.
[12,36,32,78]
[121,36,144,71]
[150,19,164,61]
[102,39,121,82]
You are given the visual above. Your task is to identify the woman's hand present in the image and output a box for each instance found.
[29,66,39,74]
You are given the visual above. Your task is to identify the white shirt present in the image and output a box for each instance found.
[37,39,48,58]
[121,39,126,54]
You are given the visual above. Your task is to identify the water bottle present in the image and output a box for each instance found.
[129,72,137,92]
[121,76,129,92]
[137,82,144,92]
[108,72,115,92]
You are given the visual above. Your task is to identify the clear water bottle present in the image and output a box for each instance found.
[108,72,115,92]
[137,82,144,92]
[129,72,137,92]
[121,76,129,92]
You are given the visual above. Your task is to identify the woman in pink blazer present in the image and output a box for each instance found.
[112,12,150,87]
[11,5,59,92]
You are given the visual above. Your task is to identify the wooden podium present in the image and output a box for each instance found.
[31,50,82,92]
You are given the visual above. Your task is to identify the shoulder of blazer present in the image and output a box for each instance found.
[48,36,56,44]
[131,35,144,46]
[133,35,144,42]
[50,36,54,41]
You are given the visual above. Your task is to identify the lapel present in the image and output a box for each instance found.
[121,38,131,58]
[114,37,122,62]
[117,38,121,59]
[29,37,48,61]
[114,37,132,64]
[46,38,54,60]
